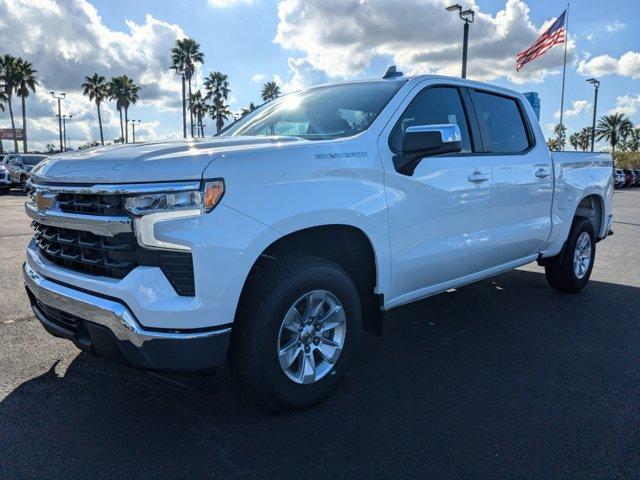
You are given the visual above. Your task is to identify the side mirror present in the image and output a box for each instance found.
[393,124,462,176]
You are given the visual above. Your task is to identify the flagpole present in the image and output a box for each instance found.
[559,3,569,150]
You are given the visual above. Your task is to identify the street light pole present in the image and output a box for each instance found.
[446,4,475,79]
[50,91,66,152]
[131,120,141,143]
[587,78,600,152]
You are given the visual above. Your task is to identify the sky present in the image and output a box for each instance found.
[1,0,639,152]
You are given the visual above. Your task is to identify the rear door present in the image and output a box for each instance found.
[378,82,496,305]
[470,89,552,264]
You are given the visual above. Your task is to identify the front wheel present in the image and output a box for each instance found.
[544,217,596,293]
[229,255,362,410]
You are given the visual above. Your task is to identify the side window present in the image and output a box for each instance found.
[473,91,531,153]
[390,86,473,153]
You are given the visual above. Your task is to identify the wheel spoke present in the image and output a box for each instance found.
[282,307,302,333]
[304,291,325,319]
[298,350,317,384]
[279,341,301,369]
[316,341,340,364]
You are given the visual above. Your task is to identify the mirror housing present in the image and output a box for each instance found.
[393,124,462,176]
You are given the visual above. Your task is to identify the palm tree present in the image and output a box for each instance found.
[577,127,592,151]
[569,132,579,151]
[0,85,7,154]
[188,90,207,137]
[627,128,640,153]
[14,59,37,153]
[596,113,630,154]
[108,76,127,142]
[261,81,280,102]
[121,76,140,143]
[82,73,109,145]
[203,71,231,134]
[240,101,256,117]
[171,38,204,138]
[0,54,20,153]
[209,98,231,135]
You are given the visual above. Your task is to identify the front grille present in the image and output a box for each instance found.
[32,221,195,296]
[56,192,126,216]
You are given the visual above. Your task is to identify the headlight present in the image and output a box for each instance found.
[124,180,224,216]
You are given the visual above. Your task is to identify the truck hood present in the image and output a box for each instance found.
[31,136,304,184]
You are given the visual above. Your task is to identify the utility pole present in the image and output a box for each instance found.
[446,4,475,78]
[587,78,600,152]
[50,91,66,152]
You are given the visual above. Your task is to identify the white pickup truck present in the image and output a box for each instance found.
[24,72,613,408]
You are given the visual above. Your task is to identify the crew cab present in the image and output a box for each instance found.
[23,72,613,408]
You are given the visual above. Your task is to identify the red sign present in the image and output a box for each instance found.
[0,128,24,140]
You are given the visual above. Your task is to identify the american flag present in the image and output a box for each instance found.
[516,10,566,71]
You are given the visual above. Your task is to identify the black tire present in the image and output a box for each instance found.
[20,176,28,194]
[229,255,362,410]
[544,217,596,293]
[0,188,8,196]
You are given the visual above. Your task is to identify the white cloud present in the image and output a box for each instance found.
[208,0,253,7]
[251,73,266,82]
[0,0,188,150]
[605,21,625,32]
[578,51,640,79]
[274,0,575,85]
[607,93,640,116]
[554,100,591,119]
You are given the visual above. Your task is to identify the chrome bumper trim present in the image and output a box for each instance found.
[23,261,230,347]
[25,202,133,236]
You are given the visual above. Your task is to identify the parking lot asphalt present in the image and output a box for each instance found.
[0,188,639,479]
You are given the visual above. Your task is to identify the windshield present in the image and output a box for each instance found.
[222,81,404,140]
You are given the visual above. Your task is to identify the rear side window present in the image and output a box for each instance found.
[390,86,473,153]
[473,91,531,153]
[23,156,45,166]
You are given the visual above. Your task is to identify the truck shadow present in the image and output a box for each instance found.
[1,268,639,479]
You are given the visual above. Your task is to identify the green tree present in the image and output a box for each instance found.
[0,83,7,154]
[15,58,37,153]
[204,71,231,134]
[548,124,566,151]
[109,75,140,143]
[82,73,109,145]
[240,101,256,117]
[0,54,20,153]
[596,113,631,154]
[171,38,204,138]
[261,81,280,102]
[188,90,207,137]
[577,127,592,151]
[569,132,579,150]
[626,128,640,153]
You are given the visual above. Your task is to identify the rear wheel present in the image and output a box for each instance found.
[544,217,596,293]
[229,255,362,410]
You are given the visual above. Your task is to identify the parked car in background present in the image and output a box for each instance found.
[0,163,11,194]
[614,169,626,188]
[633,169,640,187]
[623,169,635,188]
[1,154,48,192]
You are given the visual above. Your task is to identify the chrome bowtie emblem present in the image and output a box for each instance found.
[34,192,56,212]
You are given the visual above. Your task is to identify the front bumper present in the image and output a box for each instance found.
[24,262,231,371]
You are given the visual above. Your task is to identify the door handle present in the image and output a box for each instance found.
[467,171,490,183]
[535,168,551,178]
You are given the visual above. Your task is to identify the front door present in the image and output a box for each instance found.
[378,83,495,307]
